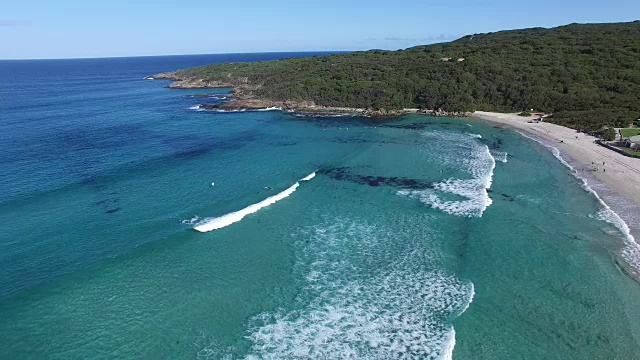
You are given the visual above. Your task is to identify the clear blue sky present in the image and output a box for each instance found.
[1,0,639,59]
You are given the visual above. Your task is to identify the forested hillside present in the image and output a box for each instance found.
[176,21,640,130]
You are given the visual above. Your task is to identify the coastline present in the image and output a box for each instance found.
[149,72,471,117]
[473,111,640,278]
[154,68,640,276]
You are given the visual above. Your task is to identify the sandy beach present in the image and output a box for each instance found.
[474,111,640,277]
[474,111,640,205]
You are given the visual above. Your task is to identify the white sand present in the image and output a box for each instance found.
[473,111,640,206]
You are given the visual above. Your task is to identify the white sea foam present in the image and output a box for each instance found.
[211,109,247,113]
[516,130,640,275]
[256,106,281,112]
[490,150,508,163]
[187,94,229,100]
[181,216,201,225]
[200,107,281,113]
[398,131,497,217]
[300,172,316,181]
[440,329,457,360]
[242,219,474,359]
[469,133,482,139]
[291,113,350,118]
[194,172,316,232]
[189,105,202,110]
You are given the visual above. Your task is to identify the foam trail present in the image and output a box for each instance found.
[194,172,316,232]
[242,220,475,359]
[516,131,640,273]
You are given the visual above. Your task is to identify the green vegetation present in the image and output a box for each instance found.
[602,128,617,141]
[620,128,640,138]
[178,21,640,131]
[518,111,532,117]
[622,148,640,158]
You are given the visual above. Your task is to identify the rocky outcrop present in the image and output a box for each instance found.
[418,109,472,117]
[167,79,233,89]
[362,108,408,117]
[200,99,275,111]
[195,97,469,117]
[148,71,233,89]
[148,72,471,117]
[149,72,182,81]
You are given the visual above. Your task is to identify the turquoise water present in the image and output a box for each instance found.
[1,55,639,359]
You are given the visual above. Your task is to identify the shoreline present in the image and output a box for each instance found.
[149,73,471,117]
[194,101,470,118]
[159,68,640,277]
[473,111,640,279]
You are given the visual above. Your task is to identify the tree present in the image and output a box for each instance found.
[176,21,640,130]
[601,127,616,141]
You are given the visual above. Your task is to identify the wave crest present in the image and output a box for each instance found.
[398,131,496,217]
[194,173,316,232]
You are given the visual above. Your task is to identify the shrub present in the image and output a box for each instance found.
[601,127,617,141]
[179,21,640,130]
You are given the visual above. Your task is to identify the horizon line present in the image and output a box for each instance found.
[0,49,358,62]
[4,19,638,61]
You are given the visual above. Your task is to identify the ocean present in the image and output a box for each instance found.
[1,53,639,359]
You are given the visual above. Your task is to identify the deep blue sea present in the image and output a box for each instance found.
[1,53,640,359]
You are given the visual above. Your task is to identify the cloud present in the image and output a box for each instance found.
[0,20,32,27]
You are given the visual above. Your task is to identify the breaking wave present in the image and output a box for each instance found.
[256,107,280,112]
[242,219,474,359]
[516,130,640,276]
[398,131,497,217]
[193,172,315,232]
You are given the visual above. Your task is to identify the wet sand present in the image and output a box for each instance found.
[473,111,640,206]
